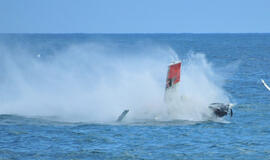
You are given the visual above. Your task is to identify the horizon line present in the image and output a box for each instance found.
[1,32,270,35]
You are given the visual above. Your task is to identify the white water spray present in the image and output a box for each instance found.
[0,43,230,122]
[164,54,230,121]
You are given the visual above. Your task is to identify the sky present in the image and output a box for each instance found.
[0,0,270,33]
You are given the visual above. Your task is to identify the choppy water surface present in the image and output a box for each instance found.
[0,34,270,159]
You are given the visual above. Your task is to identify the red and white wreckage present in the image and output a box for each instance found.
[117,61,233,122]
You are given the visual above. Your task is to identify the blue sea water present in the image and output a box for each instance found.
[0,33,270,159]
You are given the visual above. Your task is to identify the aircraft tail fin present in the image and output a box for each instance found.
[165,61,181,89]
[164,61,181,103]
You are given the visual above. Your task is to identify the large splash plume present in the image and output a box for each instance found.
[0,42,230,122]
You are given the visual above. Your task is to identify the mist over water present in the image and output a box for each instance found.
[0,42,231,122]
[2,34,270,160]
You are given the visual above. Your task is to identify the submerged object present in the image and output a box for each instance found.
[261,79,270,91]
[208,103,233,117]
[116,109,129,122]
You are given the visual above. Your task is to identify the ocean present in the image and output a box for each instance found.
[0,33,270,159]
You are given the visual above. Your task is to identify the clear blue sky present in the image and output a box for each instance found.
[1,0,270,33]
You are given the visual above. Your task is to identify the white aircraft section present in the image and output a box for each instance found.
[261,79,270,91]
